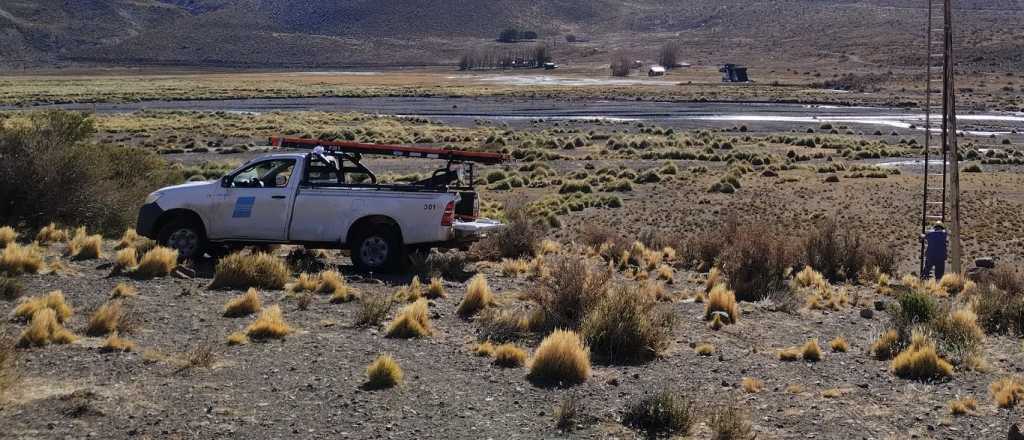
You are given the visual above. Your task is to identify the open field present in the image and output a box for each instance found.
[2,104,1024,438]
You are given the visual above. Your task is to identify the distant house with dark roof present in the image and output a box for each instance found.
[720,64,750,82]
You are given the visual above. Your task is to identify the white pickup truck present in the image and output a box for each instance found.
[137,138,506,272]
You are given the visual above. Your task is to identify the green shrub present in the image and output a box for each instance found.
[559,181,592,194]
[581,285,674,363]
[622,391,697,439]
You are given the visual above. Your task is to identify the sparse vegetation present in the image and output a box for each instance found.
[891,331,953,381]
[354,293,393,327]
[990,376,1024,408]
[17,308,77,347]
[244,305,293,340]
[492,343,527,367]
[708,404,754,440]
[365,354,403,390]
[12,290,72,323]
[528,330,590,386]
[741,377,764,393]
[581,284,674,363]
[0,243,44,275]
[948,397,977,415]
[622,391,696,438]
[131,246,178,279]
[385,298,432,338]
[457,274,495,317]
[210,253,289,290]
[705,284,740,324]
[86,300,125,336]
[223,288,262,318]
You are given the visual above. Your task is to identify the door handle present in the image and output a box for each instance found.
[272,195,287,200]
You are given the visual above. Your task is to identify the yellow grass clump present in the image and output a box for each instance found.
[662,246,676,261]
[365,354,403,390]
[395,276,424,301]
[35,223,67,245]
[100,332,134,353]
[226,332,249,346]
[474,341,496,357]
[705,267,722,292]
[741,377,764,393]
[1,243,44,275]
[114,229,150,251]
[891,331,953,380]
[385,298,432,338]
[457,274,494,317]
[288,272,319,293]
[708,313,725,331]
[939,273,975,296]
[695,343,715,356]
[537,239,562,255]
[86,300,124,336]
[870,329,900,360]
[778,347,802,362]
[426,277,446,299]
[527,330,590,386]
[786,384,804,394]
[132,246,178,279]
[655,264,674,284]
[499,258,530,277]
[829,336,849,352]
[704,284,740,324]
[990,376,1024,408]
[316,270,356,302]
[12,290,72,323]
[224,288,263,317]
[0,226,17,247]
[113,247,138,273]
[245,305,293,340]
[948,397,977,415]
[210,253,288,290]
[794,266,828,290]
[65,229,102,260]
[110,282,137,299]
[801,339,822,361]
[492,343,527,368]
[17,308,77,347]
[822,388,844,398]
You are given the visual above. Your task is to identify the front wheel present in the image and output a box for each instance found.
[350,227,404,273]
[157,218,208,260]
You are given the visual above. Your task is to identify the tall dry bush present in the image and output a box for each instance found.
[0,111,178,234]
[802,218,896,283]
[470,200,544,261]
[718,225,797,301]
[527,255,611,331]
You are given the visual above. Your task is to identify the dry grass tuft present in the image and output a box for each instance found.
[210,253,289,290]
[801,339,823,361]
[244,305,293,340]
[474,341,496,357]
[891,331,953,380]
[0,329,17,398]
[100,332,134,353]
[288,272,319,293]
[538,239,562,256]
[395,276,424,302]
[785,384,804,394]
[457,274,494,317]
[581,284,674,363]
[492,343,527,367]
[778,347,802,361]
[948,397,977,415]
[113,248,138,273]
[939,273,974,296]
[528,330,591,386]
[0,227,17,247]
[426,277,446,299]
[365,354,403,390]
[705,284,740,324]
[354,293,393,327]
[35,223,68,245]
[110,282,137,299]
[794,266,828,290]
[86,300,124,336]
[226,332,249,346]
[131,246,178,279]
[316,270,356,302]
[0,243,44,275]
[695,343,715,356]
[870,329,900,360]
[655,264,674,283]
[65,229,103,260]
[385,298,432,338]
[708,404,754,440]
[12,290,72,323]
[741,377,764,393]
[223,288,262,318]
[478,307,529,342]
[705,267,722,292]
[499,258,530,277]
[829,336,849,352]
[822,388,844,398]
[622,391,697,438]
[990,376,1024,408]
[17,308,77,347]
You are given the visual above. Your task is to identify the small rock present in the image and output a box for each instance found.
[975,257,995,269]
[606,377,619,386]
[860,308,874,319]
[873,300,886,312]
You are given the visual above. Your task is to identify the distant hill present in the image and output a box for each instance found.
[1,0,1021,70]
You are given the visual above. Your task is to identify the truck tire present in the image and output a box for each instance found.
[157,217,208,260]
[350,226,404,273]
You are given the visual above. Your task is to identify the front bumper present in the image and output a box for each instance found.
[136,202,164,239]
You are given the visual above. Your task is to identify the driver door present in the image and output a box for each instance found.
[208,159,297,241]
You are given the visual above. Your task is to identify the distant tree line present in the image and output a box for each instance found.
[497,28,539,43]
[459,44,551,70]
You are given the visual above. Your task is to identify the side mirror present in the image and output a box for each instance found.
[221,176,231,187]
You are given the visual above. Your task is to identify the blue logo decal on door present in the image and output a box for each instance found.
[232,196,256,218]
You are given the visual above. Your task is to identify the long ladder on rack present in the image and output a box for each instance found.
[919,0,962,276]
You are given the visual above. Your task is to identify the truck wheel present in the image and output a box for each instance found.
[350,227,403,273]
[157,217,208,260]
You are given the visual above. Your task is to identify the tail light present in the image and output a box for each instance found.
[441,201,455,226]
[473,196,480,219]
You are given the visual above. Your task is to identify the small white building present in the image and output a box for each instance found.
[648,65,666,76]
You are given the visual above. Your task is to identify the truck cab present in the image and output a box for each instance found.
[137,138,505,272]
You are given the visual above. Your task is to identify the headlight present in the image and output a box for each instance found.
[144,192,162,205]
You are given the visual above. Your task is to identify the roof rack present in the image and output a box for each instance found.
[269,137,508,165]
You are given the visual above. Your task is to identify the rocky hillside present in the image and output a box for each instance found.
[1,0,1021,69]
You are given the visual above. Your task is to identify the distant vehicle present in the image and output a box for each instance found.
[543,62,559,70]
[720,64,751,82]
[137,137,507,272]
[632,60,644,69]
[673,62,692,68]
[648,65,666,76]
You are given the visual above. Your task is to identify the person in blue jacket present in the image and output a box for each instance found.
[921,222,948,279]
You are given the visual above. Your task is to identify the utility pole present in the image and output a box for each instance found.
[942,0,962,273]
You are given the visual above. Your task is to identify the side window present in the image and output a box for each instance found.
[229,159,296,188]
[305,155,341,186]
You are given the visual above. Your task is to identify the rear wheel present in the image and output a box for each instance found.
[157,217,208,260]
[350,226,404,273]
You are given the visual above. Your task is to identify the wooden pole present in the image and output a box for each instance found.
[944,0,963,273]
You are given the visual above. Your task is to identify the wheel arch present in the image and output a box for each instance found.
[346,215,403,246]
[154,209,208,238]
